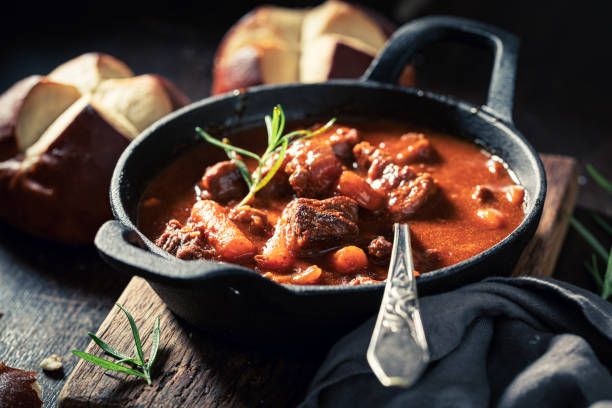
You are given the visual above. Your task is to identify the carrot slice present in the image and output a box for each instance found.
[190,200,256,262]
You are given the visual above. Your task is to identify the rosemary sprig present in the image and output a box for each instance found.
[72,303,161,385]
[196,105,335,207]
[587,164,612,194]
[570,165,612,300]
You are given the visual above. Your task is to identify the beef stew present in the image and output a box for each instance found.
[138,120,525,285]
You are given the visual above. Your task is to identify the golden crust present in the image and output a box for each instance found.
[212,0,392,95]
[0,53,190,243]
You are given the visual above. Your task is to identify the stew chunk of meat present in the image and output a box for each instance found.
[394,133,432,163]
[155,219,211,260]
[229,205,270,235]
[285,196,359,256]
[190,200,256,261]
[199,161,247,203]
[256,196,359,270]
[387,173,437,219]
[354,137,437,219]
[285,141,342,197]
[328,127,360,161]
[368,235,392,261]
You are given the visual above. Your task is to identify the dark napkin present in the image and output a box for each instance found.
[300,277,612,408]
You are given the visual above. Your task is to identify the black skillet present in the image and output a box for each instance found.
[94,16,546,343]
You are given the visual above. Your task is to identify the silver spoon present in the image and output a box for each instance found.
[367,223,430,387]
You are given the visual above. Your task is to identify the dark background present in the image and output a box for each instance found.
[1,1,611,406]
[1,0,611,215]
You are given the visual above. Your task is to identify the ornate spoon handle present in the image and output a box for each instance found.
[367,223,430,387]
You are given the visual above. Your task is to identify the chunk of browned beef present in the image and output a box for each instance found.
[155,219,212,260]
[285,142,342,197]
[229,205,270,235]
[199,161,247,203]
[395,133,432,163]
[353,141,377,168]
[368,235,392,261]
[387,173,437,219]
[367,157,417,192]
[328,127,360,161]
[285,196,359,256]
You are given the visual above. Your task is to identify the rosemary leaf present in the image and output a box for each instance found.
[197,106,335,207]
[282,118,336,146]
[102,357,137,374]
[265,115,274,146]
[584,254,603,290]
[591,213,612,236]
[87,332,141,366]
[271,107,280,142]
[569,216,609,261]
[602,247,612,300]
[220,138,253,188]
[253,137,288,195]
[72,351,147,378]
[587,164,612,194]
[196,127,260,162]
[147,318,161,371]
[277,105,286,138]
[115,303,145,366]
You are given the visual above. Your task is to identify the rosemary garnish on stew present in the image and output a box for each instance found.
[72,303,161,385]
[196,105,335,207]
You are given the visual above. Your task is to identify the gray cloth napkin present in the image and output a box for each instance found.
[300,277,612,408]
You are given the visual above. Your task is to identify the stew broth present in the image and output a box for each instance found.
[138,121,525,285]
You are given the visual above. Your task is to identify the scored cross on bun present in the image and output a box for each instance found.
[0,53,190,244]
[212,0,415,94]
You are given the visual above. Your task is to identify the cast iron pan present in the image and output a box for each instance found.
[95,16,546,343]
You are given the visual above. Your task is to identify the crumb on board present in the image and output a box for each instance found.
[40,354,62,371]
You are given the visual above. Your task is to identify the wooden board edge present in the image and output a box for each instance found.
[57,276,146,408]
[512,154,579,277]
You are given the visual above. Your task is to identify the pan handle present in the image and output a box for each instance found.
[94,220,270,287]
[363,15,519,124]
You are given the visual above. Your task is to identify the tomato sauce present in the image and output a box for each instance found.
[138,121,525,285]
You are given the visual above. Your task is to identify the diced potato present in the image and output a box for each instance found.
[476,208,505,229]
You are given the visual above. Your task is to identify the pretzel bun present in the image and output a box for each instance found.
[0,53,190,243]
[0,363,43,408]
[48,52,133,93]
[212,0,413,94]
[0,76,80,160]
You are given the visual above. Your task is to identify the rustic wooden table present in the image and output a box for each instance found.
[1,1,611,406]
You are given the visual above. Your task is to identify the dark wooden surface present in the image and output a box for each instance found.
[512,155,579,278]
[57,154,578,407]
[58,277,325,408]
[0,226,130,405]
[1,2,611,406]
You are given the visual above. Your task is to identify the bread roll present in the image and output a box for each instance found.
[212,0,400,95]
[0,53,190,243]
[48,52,133,93]
[0,76,80,160]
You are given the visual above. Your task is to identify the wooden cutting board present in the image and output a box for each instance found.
[58,154,578,408]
